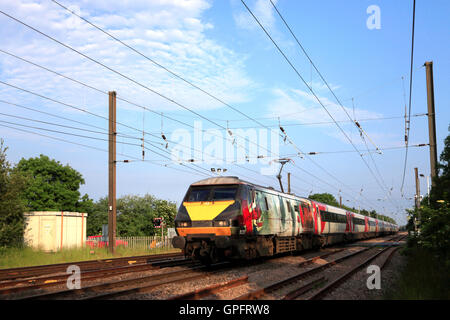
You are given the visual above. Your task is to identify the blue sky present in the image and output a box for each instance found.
[0,0,448,225]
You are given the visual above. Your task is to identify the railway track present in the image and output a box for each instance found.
[165,234,406,300]
[167,248,345,300]
[18,262,230,300]
[0,251,183,281]
[0,233,406,300]
[0,252,191,299]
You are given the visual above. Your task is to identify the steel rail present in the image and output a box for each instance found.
[168,276,249,300]
[0,257,191,296]
[0,252,183,281]
[234,248,370,300]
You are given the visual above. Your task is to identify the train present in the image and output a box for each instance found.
[172,176,398,263]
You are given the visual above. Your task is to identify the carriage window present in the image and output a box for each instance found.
[286,200,291,213]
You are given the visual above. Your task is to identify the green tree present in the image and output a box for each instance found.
[428,124,450,207]
[0,140,28,247]
[308,192,396,224]
[14,154,93,212]
[87,194,177,237]
[407,124,450,265]
[309,193,339,206]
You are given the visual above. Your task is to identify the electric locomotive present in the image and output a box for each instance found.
[172,176,398,263]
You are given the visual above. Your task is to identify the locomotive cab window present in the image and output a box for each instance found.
[212,187,237,200]
[187,187,211,202]
[186,185,238,202]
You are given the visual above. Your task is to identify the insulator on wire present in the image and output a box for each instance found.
[162,134,167,141]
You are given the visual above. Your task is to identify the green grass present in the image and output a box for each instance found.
[384,247,450,300]
[0,246,181,269]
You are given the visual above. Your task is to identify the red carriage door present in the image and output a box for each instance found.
[312,203,319,235]
[300,202,314,232]
[345,212,352,233]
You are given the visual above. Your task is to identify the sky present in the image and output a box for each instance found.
[0,0,449,226]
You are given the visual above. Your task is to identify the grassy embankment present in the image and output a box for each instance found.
[385,247,449,299]
[0,246,180,269]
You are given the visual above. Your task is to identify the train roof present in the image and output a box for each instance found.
[191,176,245,186]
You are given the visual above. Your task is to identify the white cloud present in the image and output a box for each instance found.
[264,86,402,148]
[233,0,278,31]
[0,0,256,118]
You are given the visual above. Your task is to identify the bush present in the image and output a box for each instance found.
[0,140,27,247]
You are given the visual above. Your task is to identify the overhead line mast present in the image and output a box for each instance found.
[108,91,117,254]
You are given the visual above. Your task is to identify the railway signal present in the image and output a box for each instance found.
[154,217,165,247]
[153,217,163,228]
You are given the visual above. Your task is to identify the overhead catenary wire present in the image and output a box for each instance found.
[51,0,272,132]
[47,1,313,190]
[269,0,382,154]
[0,9,395,214]
[0,48,264,176]
[0,10,267,165]
[400,0,417,195]
[240,0,400,217]
[0,82,222,177]
[148,113,427,136]
[0,37,384,211]
[0,76,280,189]
[0,81,279,187]
[0,123,213,178]
[0,108,154,142]
[268,0,401,211]
[0,45,297,189]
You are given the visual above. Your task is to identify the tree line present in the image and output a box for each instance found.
[407,124,450,266]
[308,193,397,224]
[0,141,178,248]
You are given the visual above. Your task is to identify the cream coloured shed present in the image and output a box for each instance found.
[24,211,88,252]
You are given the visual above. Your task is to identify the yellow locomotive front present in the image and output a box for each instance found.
[172,177,249,263]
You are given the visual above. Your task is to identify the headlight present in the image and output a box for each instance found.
[176,221,191,227]
[213,220,229,227]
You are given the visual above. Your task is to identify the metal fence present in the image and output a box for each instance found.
[117,236,173,250]
[86,235,174,250]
